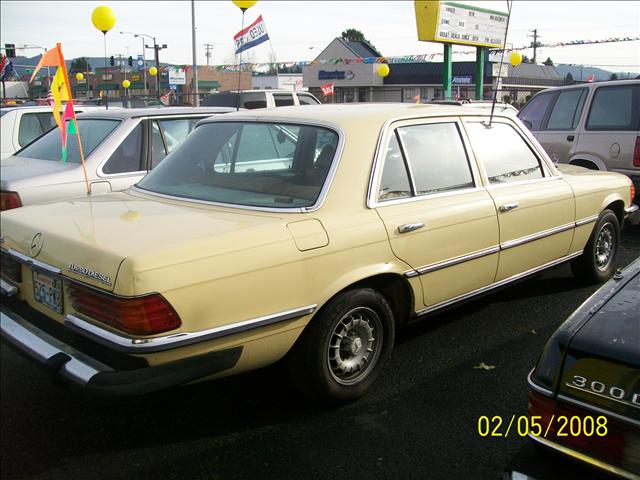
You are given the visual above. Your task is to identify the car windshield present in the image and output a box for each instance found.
[137,121,339,208]
[15,119,120,163]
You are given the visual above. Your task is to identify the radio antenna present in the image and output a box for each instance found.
[487,0,514,128]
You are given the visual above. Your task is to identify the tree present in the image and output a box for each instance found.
[341,28,366,43]
[610,73,618,80]
[521,55,532,64]
[564,72,574,85]
[543,57,554,66]
[70,57,91,73]
[340,28,377,51]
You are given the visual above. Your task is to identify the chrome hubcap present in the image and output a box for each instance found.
[327,307,383,386]
[595,223,615,271]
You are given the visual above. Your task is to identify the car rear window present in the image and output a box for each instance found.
[16,119,120,163]
[137,121,339,209]
[518,92,554,131]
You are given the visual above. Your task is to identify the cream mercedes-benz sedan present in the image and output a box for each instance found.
[1,103,638,403]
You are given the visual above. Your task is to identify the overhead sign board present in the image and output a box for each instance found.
[414,1,508,48]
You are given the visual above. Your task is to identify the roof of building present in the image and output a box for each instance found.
[507,63,562,79]
[340,38,382,58]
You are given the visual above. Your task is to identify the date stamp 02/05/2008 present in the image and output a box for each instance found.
[477,415,608,438]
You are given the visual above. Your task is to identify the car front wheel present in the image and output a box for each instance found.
[571,209,620,284]
[286,288,395,405]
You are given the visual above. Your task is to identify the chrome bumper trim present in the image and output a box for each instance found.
[65,304,317,353]
[1,309,107,386]
[625,204,639,215]
[1,278,18,297]
[6,248,61,274]
[529,434,639,480]
[416,251,583,316]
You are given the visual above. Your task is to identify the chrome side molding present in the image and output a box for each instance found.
[65,304,317,353]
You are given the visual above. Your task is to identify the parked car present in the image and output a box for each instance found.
[518,79,640,201]
[0,106,236,210]
[426,99,519,115]
[202,89,320,109]
[1,103,637,404]
[77,96,166,108]
[505,257,640,479]
[0,105,106,158]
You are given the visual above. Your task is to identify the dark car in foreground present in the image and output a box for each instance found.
[507,257,640,479]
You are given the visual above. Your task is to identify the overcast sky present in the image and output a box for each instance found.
[1,1,639,72]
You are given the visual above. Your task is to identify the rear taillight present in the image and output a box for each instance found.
[0,191,22,211]
[631,183,636,203]
[634,136,640,167]
[68,283,181,335]
[528,390,637,469]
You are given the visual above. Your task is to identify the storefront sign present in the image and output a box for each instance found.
[414,1,508,48]
[318,70,355,81]
[168,68,186,85]
[452,76,472,84]
[102,74,113,81]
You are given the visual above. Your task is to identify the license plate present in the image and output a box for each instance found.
[33,270,63,313]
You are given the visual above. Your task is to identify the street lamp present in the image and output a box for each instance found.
[20,45,51,85]
[120,31,148,96]
[134,33,166,99]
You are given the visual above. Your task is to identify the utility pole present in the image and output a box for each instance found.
[528,29,540,64]
[204,43,214,67]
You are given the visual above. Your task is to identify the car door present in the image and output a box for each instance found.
[463,118,575,282]
[577,83,640,174]
[536,87,588,163]
[372,117,500,308]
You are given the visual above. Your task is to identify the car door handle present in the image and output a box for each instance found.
[398,222,425,234]
[567,135,574,141]
[499,203,519,213]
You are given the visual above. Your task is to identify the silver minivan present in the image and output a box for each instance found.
[518,79,639,200]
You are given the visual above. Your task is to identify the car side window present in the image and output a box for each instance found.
[586,85,640,131]
[398,123,474,195]
[297,94,319,105]
[465,122,544,184]
[150,121,167,169]
[546,89,587,130]
[378,133,411,201]
[518,92,554,131]
[103,123,144,174]
[273,93,294,107]
[158,118,199,154]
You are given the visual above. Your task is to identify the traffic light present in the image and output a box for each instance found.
[127,56,133,67]
[5,44,15,58]
[109,56,115,66]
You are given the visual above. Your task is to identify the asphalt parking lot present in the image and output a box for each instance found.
[1,226,638,480]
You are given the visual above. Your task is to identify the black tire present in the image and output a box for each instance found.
[570,209,620,284]
[286,288,395,405]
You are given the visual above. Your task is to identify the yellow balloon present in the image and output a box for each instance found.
[91,6,116,33]
[149,66,158,76]
[232,0,257,10]
[75,73,84,81]
[509,52,523,67]
[122,79,130,88]
[377,63,390,77]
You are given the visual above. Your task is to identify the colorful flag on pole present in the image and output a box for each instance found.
[29,43,90,193]
[234,15,270,55]
[320,83,334,97]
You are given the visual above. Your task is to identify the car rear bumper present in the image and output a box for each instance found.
[1,301,243,397]
[625,203,640,226]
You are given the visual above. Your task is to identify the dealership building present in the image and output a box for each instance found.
[303,38,564,105]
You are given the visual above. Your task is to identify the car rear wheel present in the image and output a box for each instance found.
[571,209,620,284]
[286,288,395,405]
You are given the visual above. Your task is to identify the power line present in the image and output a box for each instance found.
[203,43,214,67]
